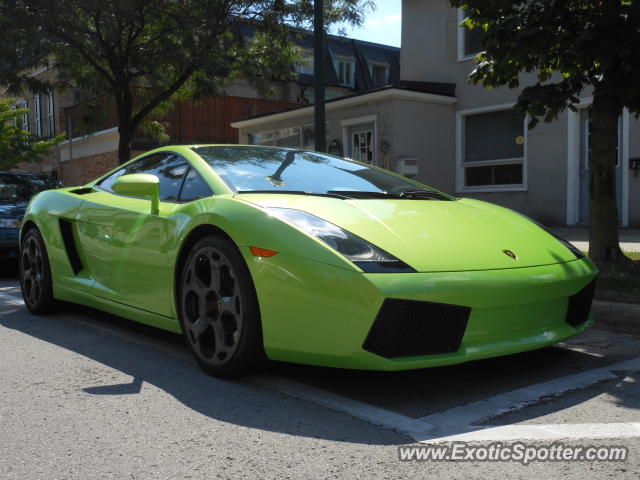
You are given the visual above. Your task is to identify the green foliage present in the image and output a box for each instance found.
[451,1,638,267]
[141,120,171,144]
[0,0,374,162]
[0,98,65,171]
[451,1,640,126]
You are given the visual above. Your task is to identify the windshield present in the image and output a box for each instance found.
[0,174,60,204]
[193,146,445,197]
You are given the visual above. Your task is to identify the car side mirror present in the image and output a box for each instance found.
[112,174,160,215]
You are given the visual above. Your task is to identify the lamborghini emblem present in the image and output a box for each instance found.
[503,250,517,260]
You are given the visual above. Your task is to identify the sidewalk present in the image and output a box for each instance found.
[556,228,640,252]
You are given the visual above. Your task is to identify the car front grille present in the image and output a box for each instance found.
[566,279,597,327]
[363,299,471,358]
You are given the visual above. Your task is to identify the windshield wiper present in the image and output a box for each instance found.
[236,190,350,200]
[398,190,451,200]
[326,190,451,200]
[325,190,395,199]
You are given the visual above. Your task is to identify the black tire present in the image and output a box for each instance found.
[178,234,266,378]
[20,227,57,314]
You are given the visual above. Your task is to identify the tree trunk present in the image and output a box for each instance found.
[115,86,134,165]
[587,92,629,269]
[117,123,132,165]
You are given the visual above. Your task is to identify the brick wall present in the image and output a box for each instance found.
[14,149,148,186]
[56,151,119,186]
[58,150,149,186]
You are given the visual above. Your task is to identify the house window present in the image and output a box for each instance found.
[248,131,275,146]
[20,101,29,132]
[249,124,327,150]
[294,51,314,75]
[46,93,55,135]
[370,64,389,88]
[335,58,355,87]
[458,8,485,60]
[460,108,526,190]
[34,95,42,137]
[249,127,303,148]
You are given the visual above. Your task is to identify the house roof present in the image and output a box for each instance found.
[232,20,401,92]
[231,84,458,129]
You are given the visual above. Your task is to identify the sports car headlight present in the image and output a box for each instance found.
[0,218,21,229]
[266,208,415,273]
[518,214,584,259]
[544,228,585,259]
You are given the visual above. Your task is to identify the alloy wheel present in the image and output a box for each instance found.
[21,236,45,308]
[181,246,244,366]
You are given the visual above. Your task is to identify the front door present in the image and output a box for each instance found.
[348,123,375,165]
[578,109,624,225]
[76,152,189,317]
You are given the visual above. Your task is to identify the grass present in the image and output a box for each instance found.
[624,251,640,261]
[581,251,640,261]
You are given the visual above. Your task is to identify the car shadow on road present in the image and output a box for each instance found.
[0,259,18,278]
[0,302,410,445]
[1,286,636,444]
[269,344,640,416]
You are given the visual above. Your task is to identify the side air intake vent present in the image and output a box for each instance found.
[69,187,96,195]
[566,279,596,327]
[59,219,83,275]
[363,299,471,358]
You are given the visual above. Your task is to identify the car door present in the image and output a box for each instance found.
[75,152,190,317]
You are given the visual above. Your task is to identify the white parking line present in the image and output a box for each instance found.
[418,422,640,443]
[418,356,640,428]
[2,290,640,443]
[246,374,432,438]
[412,356,640,442]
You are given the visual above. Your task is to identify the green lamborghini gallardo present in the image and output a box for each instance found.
[19,145,597,377]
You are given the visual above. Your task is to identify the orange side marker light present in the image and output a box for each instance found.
[250,246,279,257]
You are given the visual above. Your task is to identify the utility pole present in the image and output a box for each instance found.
[314,0,326,152]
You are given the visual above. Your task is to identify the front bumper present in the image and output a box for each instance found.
[243,248,598,370]
[0,228,20,258]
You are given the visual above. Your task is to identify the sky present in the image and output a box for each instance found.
[336,0,402,48]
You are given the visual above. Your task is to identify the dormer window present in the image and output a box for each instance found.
[295,51,314,75]
[370,64,390,88]
[334,58,355,88]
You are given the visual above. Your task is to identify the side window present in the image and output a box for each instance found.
[179,168,213,202]
[98,152,189,202]
[98,153,166,192]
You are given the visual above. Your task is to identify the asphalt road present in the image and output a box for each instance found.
[0,261,639,479]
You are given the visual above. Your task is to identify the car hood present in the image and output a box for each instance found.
[0,202,27,219]
[236,194,577,272]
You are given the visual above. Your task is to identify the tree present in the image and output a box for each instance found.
[451,0,640,269]
[0,0,373,166]
[0,98,64,171]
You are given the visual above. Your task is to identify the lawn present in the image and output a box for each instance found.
[624,251,640,261]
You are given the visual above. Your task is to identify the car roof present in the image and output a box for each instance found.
[0,171,53,178]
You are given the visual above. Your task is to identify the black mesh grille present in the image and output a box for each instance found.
[363,299,471,358]
[566,279,596,327]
